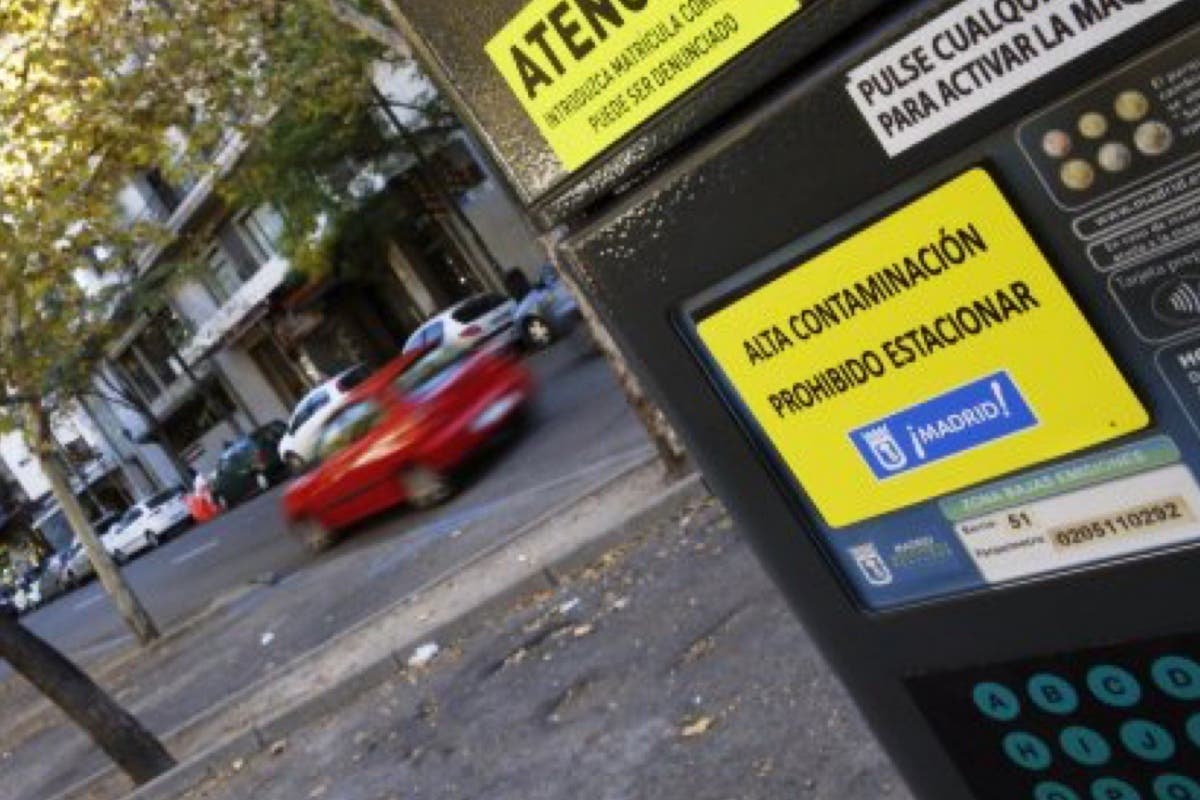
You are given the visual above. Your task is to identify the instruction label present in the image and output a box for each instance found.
[846,0,1186,157]
[485,0,799,171]
[696,169,1148,528]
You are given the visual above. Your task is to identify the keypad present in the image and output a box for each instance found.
[908,638,1200,800]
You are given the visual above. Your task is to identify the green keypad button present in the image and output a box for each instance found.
[1088,665,1142,708]
[1030,673,1080,715]
[1154,774,1200,800]
[1004,731,1053,771]
[1036,781,1081,800]
[1187,713,1200,749]
[1120,719,1176,762]
[1091,777,1142,800]
[974,681,1021,722]
[1060,725,1112,766]
[1152,656,1200,701]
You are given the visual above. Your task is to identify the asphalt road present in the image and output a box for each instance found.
[16,333,651,669]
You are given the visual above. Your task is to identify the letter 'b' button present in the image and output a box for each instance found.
[1029,673,1079,715]
[974,681,1021,721]
[1151,656,1200,701]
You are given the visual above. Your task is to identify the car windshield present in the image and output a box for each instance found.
[393,345,470,398]
[290,389,330,434]
[451,293,506,323]
[315,400,382,461]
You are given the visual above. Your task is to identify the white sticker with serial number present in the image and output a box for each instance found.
[955,463,1200,583]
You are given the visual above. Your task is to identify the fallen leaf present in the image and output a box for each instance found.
[680,716,715,738]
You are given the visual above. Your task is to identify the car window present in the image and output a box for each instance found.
[118,507,143,527]
[424,320,444,348]
[146,489,181,507]
[219,439,255,470]
[336,364,371,392]
[394,344,470,398]
[315,400,382,461]
[290,388,331,433]
[451,294,506,323]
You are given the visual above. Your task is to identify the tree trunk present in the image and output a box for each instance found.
[34,412,161,645]
[542,236,690,479]
[0,613,175,783]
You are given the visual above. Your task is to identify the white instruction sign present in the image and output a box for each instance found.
[846,0,1185,157]
[954,463,1200,583]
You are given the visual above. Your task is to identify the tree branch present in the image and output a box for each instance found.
[325,0,411,58]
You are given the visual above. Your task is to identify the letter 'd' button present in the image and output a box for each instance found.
[1151,656,1200,701]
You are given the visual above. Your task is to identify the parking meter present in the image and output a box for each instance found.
[392,0,1200,796]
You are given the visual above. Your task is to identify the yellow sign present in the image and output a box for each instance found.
[485,0,799,171]
[697,169,1149,528]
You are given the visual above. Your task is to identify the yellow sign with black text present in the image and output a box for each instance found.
[697,170,1149,528]
[485,0,799,171]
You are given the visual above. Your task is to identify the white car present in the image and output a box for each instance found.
[102,488,191,563]
[278,364,373,471]
[402,293,517,356]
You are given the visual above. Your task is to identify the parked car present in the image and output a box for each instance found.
[514,265,580,349]
[102,487,191,563]
[213,422,290,508]
[12,566,43,613]
[402,293,517,356]
[278,364,373,471]
[62,513,122,586]
[283,343,534,552]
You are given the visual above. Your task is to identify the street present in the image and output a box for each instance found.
[13,334,650,673]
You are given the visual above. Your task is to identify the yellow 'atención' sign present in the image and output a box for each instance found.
[485,0,799,171]
[697,169,1148,528]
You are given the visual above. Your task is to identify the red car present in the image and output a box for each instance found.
[282,344,533,552]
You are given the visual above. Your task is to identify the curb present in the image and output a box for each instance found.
[54,460,704,800]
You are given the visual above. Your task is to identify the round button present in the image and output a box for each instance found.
[1120,719,1176,762]
[1151,656,1200,701]
[1091,777,1142,800]
[974,681,1021,722]
[1088,665,1142,708]
[1187,712,1200,748]
[1061,159,1096,191]
[1004,731,1053,771]
[1030,673,1080,715]
[1154,775,1200,800]
[1079,111,1109,139]
[1037,782,1081,800]
[1060,725,1111,766]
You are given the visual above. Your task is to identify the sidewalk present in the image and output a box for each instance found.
[166,497,909,800]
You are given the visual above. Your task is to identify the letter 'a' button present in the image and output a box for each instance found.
[974,682,1021,721]
[1151,656,1200,701]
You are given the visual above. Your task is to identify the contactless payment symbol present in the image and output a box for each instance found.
[850,372,1037,480]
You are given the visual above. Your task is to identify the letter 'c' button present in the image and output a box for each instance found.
[1087,665,1142,708]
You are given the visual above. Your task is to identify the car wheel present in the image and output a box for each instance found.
[146,531,160,548]
[284,453,306,474]
[401,465,453,509]
[521,315,554,350]
[295,518,335,554]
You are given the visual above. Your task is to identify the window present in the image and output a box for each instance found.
[451,294,506,324]
[116,350,161,402]
[114,311,192,401]
[394,345,468,399]
[315,401,381,461]
[289,389,330,434]
[204,245,244,304]
[239,205,285,264]
[336,364,372,393]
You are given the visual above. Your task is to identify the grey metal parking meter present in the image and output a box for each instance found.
[393,0,1200,796]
